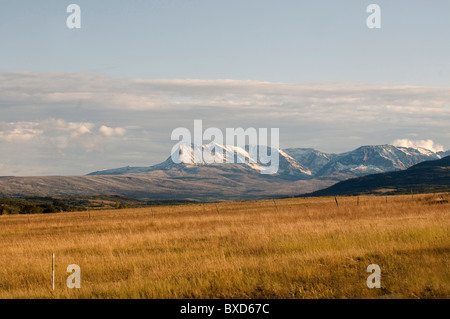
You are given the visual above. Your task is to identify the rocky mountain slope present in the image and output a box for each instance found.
[305,156,450,197]
[90,144,445,180]
[0,144,447,201]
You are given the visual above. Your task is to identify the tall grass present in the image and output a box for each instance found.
[0,194,449,298]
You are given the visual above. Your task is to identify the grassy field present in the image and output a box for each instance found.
[0,193,449,299]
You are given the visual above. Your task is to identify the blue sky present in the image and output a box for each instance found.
[1,1,450,175]
[2,0,450,84]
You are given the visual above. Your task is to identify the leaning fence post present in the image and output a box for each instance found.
[335,196,339,208]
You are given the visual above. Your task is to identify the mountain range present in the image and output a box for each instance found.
[88,143,449,180]
[305,155,450,197]
[0,144,448,201]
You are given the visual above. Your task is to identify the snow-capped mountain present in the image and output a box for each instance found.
[438,150,450,158]
[307,154,450,197]
[2,144,448,202]
[88,143,312,179]
[313,145,442,178]
[173,143,312,178]
[284,148,337,175]
[88,144,447,181]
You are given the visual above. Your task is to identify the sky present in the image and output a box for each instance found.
[0,0,450,176]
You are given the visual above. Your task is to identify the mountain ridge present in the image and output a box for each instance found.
[304,155,450,197]
[0,144,447,202]
[88,144,447,180]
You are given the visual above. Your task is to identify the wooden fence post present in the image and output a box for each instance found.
[52,253,55,291]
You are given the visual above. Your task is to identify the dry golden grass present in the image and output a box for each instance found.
[0,194,449,299]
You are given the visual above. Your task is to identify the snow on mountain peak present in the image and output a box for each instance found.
[87,144,447,180]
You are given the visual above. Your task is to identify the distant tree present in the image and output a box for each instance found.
[0,204,9,215]
[42,204,58,214]
[20,204,42,215]
[115,201,128,209]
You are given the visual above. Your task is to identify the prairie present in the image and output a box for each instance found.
[0,194,449,299]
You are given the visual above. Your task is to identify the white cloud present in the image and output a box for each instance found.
[0,122,43,142]
[2,72,450,116]
[99,125,126,137]
[70,124,92,138]
[1,71,449,175]
[0,119,127,154]
[392,139,445,153]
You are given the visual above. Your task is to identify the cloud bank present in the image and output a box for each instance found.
[392,139,445,153]
[0,72,449,175]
